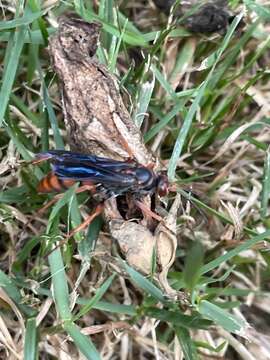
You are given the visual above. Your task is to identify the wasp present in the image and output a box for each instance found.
[33,150,170,237]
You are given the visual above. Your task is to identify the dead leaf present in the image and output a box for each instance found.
[49,15,152,165]
[155,194,180,297]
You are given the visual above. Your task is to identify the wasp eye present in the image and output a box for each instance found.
[157,175,169,197]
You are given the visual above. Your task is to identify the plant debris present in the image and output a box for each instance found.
[48,14,179,288]
[49,14,152,165]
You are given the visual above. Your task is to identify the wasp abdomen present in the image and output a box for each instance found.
[37,172,76,193]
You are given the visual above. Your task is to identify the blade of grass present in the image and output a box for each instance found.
[244,0,270,20]
[77,7,148,47]
[177,189,256,236]
[0,186,28,204]
[0,28,55,43]
[108,15,128,72]
[151,64,179,102]
[260,147,270,218]
[0,26,27,127]
[41,80,65,150]
[0,270,35,317]
[144,307,212,330]
[90,300,136,316]
[168,13,244,180]
[0,10,46,30]
[74,274,115,321]
[28,30,64,150]
[46,185,78,234]
[78,216,103,259]
[24,317,37,360]
[122,262,165,303]
[144,101,186,142]
[200,229,270,275]
[183,242,204,292]
[4,125,33,160]
[64,321,100,360]
[175,326,198,360]
[198,300,247,335]
[48,248,71,320]
[134,75,155,128]
[10,93,42,127]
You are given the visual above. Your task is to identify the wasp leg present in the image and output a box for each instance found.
[43,203,104,256]
[31,154,52,165]
[134,200,164,223]
[66,203,104,239]
[38,184,96,215]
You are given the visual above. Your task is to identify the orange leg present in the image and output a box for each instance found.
[38,184,96,215]
[31,154,52,165]
[134,200,164,223]
[66,203,104,239]
[45,204,104,256]
[134,200,175,233]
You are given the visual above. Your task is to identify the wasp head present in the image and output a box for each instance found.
[156,174,169,197]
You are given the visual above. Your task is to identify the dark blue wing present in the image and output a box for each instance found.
[35,150,136,188]
[35,150,135,170]
[52,163,135,186]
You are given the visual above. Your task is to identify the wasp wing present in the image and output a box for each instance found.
[35,151,137,189]
[35,150,135,170]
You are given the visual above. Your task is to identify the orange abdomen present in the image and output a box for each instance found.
[37,172,76,193]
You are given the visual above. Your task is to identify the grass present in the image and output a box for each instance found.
[1,0,270,359]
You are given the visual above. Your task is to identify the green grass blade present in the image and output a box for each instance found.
[48,248,72,320]
[144,101,186,142]
[78,216,103,259]
[46,185,78,234]
[200,229,270,275]
[151,64,178,101]
[134,76,155,128]
[24,318,37,360]
[0,26,27,127]
[0,270,35,317]
[144,307,212,329]
[183,242,204,292]
[198,300,247,335]
[77,8,147,47]
[41,81,65,150]
[74,274,115,321]
[0,28,55,44]
[0,10,46,30]
[244,0,270,20]
[175,326,198,360]
[64,322,100,360]
[75,298,136,316]
[123,262,165,303]
[108,14,128,72]
[260,147,270,217]
[177,189,256,236]
[90,301,136,316]
[168,13,244,180]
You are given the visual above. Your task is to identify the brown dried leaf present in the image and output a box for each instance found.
[48,15,178,285]
[110,219,156,275]
[49,15,152,165]
[106,195,181,296]
[155,194,180,296]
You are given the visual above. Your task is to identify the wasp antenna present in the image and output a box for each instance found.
[19,159,32,167]
[31,153,53,165]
